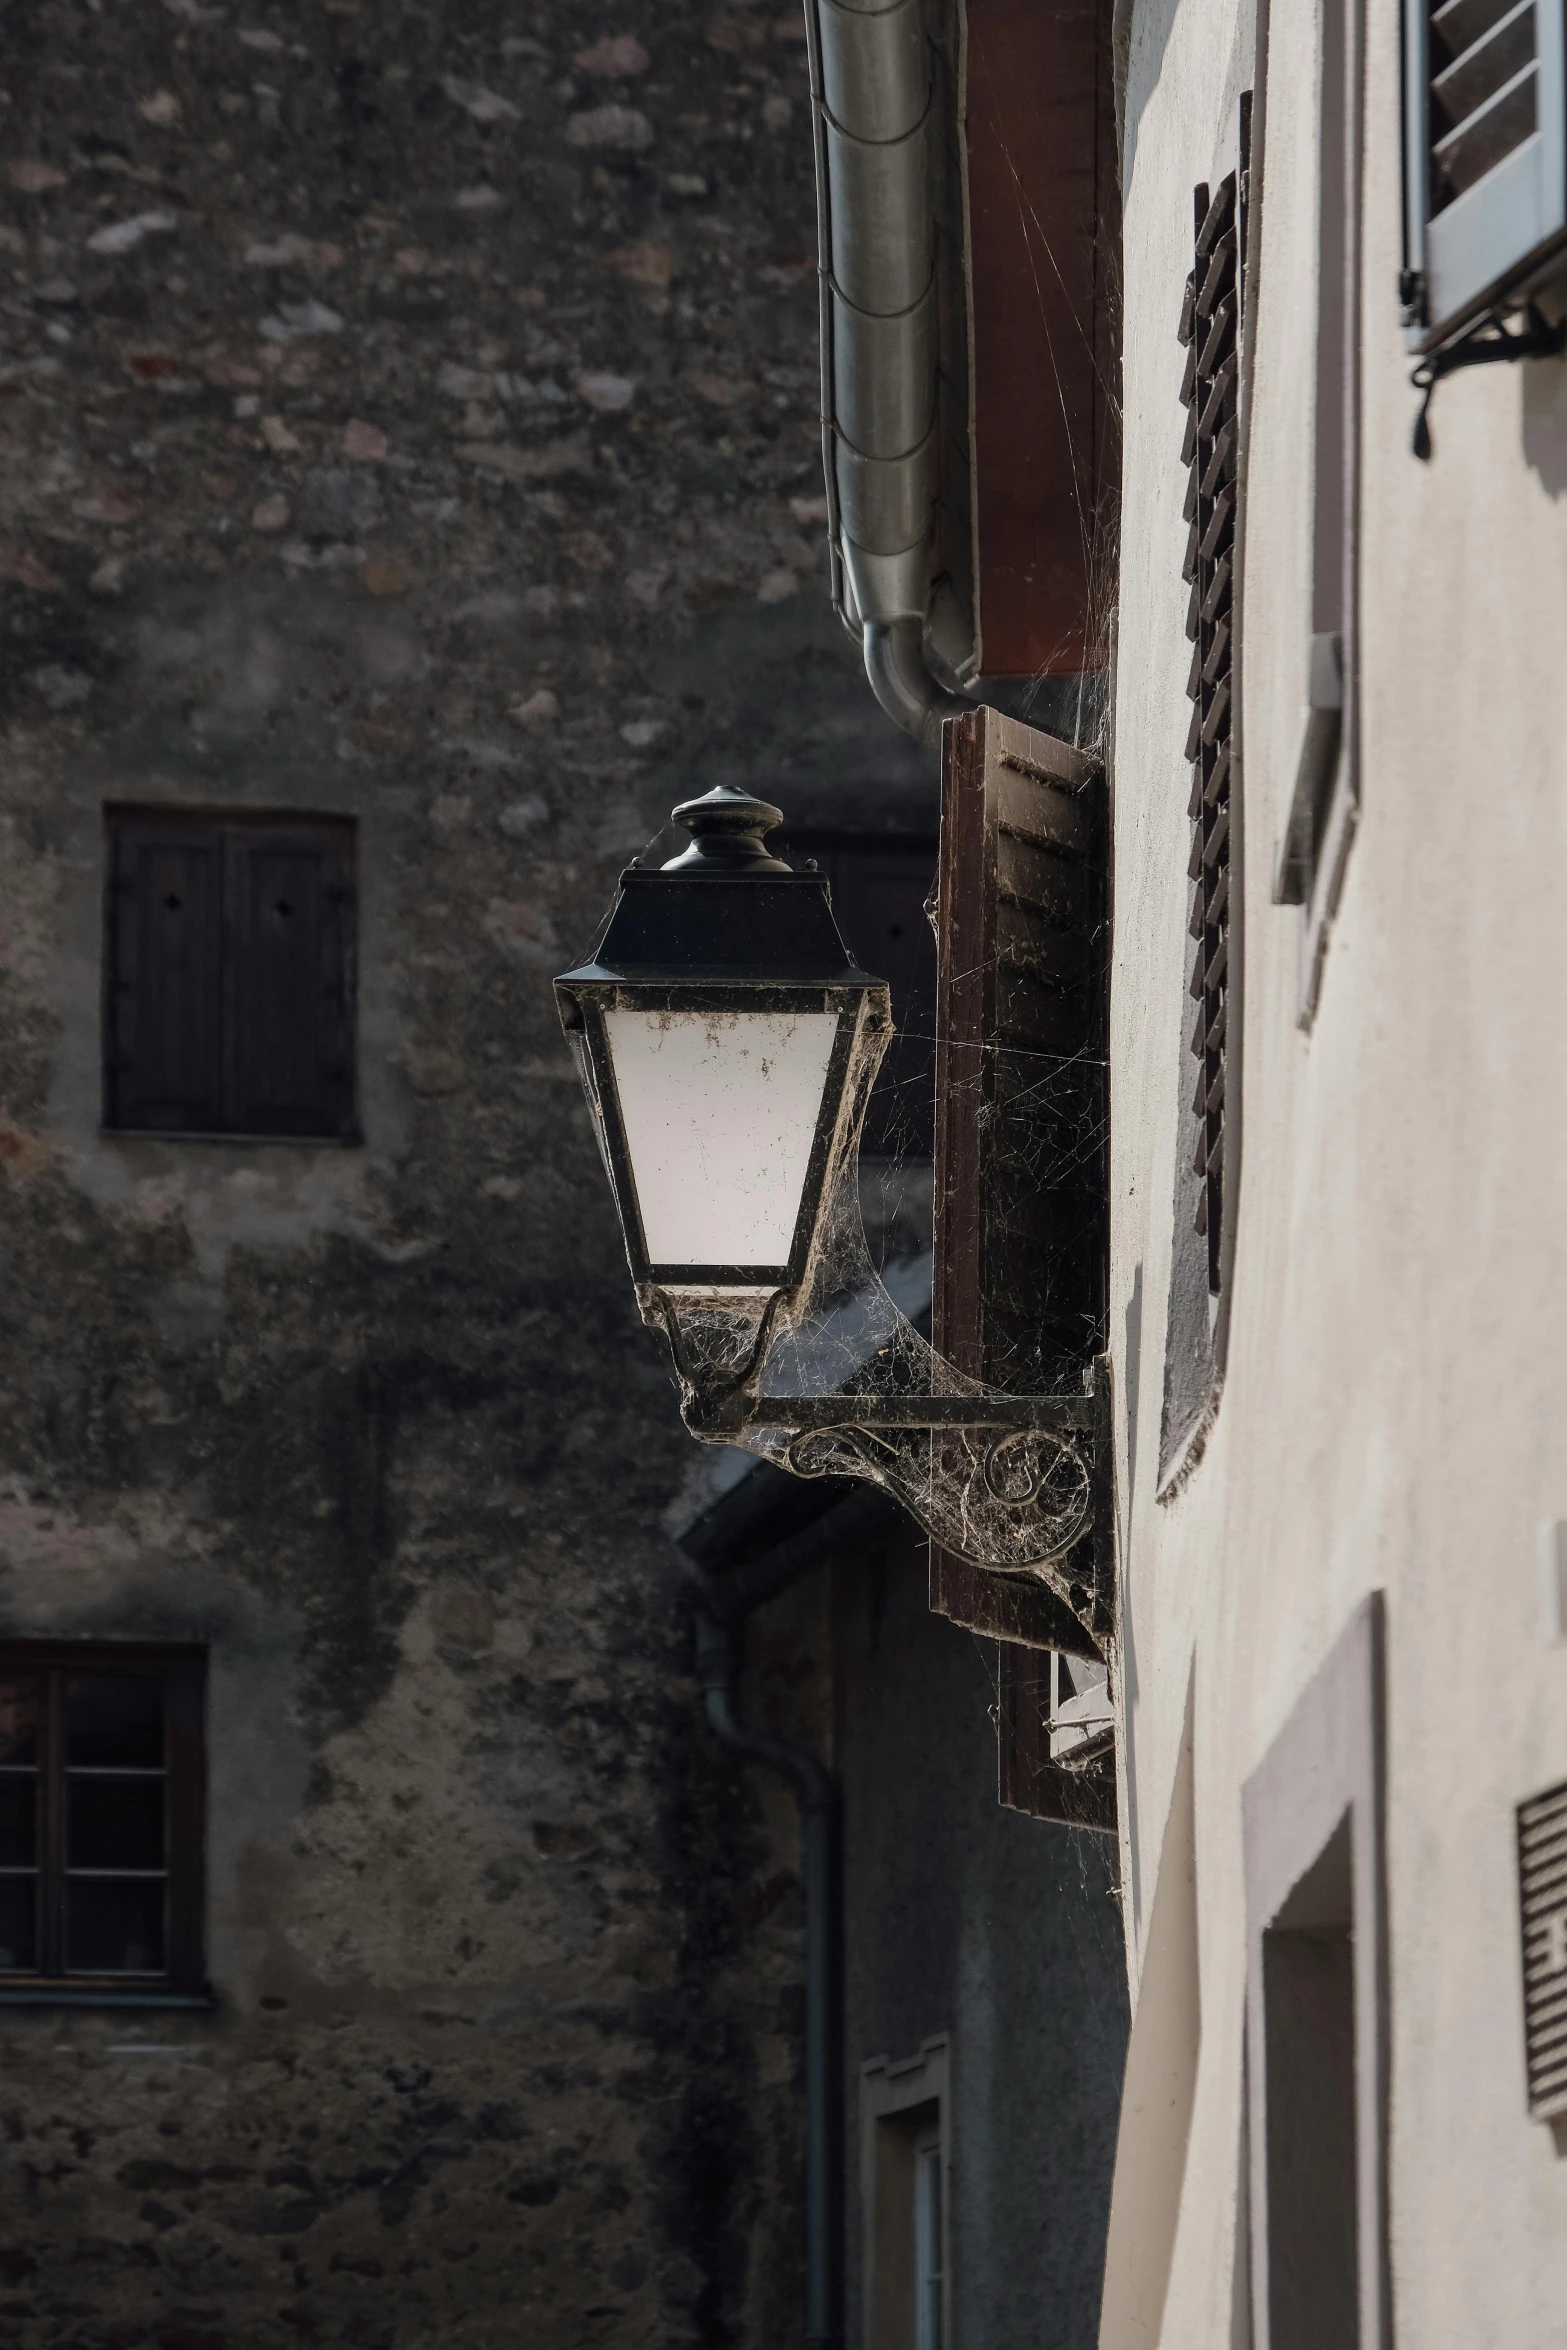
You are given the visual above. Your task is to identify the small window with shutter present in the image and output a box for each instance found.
[104,809,358,1143]
[1404,0,1567,342]
[926,705,1116,1833]
[1179,162,1245,1294]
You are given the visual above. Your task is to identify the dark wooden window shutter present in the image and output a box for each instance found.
[928,706,1114,1831]
[106,811,357,1142]
[107,823,225,1133]
[1180,167,1242,1293]
[226,827,357,1139]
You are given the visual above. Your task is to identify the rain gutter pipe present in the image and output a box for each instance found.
[803,0,974,747]
[693,1600,843,2349]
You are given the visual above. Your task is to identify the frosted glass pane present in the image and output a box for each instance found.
[605,1008,840,1268]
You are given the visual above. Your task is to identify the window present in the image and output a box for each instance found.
[1403,0,1567,344]
[1162,106,1256,1483]
[1260,1820,1358,2350]
[105,808,358,1141]
[1179,151,1247,1295]
[912,2121,944,2350]
[861,2039,949,2350]
[1274,0,1361,1022]
[1045,1649,1115,1763]
[1243,1596,1389,2350]
[0,1647,206,2001]
[921,705,1114,1804]
[996,1640,1118,1834]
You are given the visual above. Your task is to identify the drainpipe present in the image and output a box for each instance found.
[693,1603,843,2350]
[804,0,975,747]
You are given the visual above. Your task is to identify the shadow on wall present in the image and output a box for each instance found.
[1520,337,1567,497]
[1096,1669,1200,2350]
[1117,0,1186,194]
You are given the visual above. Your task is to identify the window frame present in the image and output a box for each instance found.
[1161,101,1258,1485]
[0,1643,208,2008]
[860,2036,951,2350]
[1403,0,1567,348]
[1270,0,1364,1030]
[102,804,360,1147]
[1242,1595,1389,2350]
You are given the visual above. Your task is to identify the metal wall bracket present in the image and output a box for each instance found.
[1410,303,1567,459]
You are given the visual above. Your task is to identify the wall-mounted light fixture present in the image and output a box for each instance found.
[555,785,1109,1597]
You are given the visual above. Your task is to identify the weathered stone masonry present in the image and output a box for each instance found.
[0,4,910,2343]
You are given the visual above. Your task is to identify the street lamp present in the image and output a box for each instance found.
[555,784,1109,1606]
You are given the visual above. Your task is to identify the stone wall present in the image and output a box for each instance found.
[0,4,924,2343]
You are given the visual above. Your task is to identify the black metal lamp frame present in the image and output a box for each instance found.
[555,786,1110,1583]
[563,980,867,1292]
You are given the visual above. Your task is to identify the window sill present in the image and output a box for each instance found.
[0,1985,215,2010]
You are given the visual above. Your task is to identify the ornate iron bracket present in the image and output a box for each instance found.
[641,1271,1118,1645]
[741,1364,1117,1647]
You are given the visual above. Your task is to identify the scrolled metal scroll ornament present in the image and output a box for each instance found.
[780,1415,1094,1572]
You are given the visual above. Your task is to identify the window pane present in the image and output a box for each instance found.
[69,1776,165,1871]
[914,2141,943,2350]
[0,1679,39,1767]
[0,1775,37,1867]
[67,1675,164,1769]
[67,1878,165,1974]
[0,1876,36,1972]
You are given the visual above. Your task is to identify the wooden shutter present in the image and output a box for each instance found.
[226,823,357,1139]
[929,705,1109,1659]
[106,811,357,1141]
[1405,0,1567,340]
[1517,1777,1567,2119]
[106,820,225,1132]
[1180,171,1241,1293]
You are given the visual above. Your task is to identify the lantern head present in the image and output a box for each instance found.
[555,786,893,1431]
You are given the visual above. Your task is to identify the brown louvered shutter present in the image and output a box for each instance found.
[1179,148,1246,1292]
[226,823,357,1139]
[1517,1778,1567,2121]
[107,820,225,1132]
[928,706,1115,1829]
[106,811,357,1141]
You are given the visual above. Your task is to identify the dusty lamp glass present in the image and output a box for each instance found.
[556,785,1108,1602]
[554,786,892,1433]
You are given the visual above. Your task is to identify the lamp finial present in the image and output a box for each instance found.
[663,784,792,875]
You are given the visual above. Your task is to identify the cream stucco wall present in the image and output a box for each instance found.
[1105,0,1567,2340]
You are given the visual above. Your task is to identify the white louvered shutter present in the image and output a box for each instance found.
[1406,0,1567,337]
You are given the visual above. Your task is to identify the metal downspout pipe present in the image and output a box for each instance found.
[693,1605,843,2350]
[804,0,973,747]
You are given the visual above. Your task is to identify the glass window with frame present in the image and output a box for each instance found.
[0,1647,206,2000]
[913,2119,945,2350]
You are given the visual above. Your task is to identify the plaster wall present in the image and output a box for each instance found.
[1107,0,1567,2340]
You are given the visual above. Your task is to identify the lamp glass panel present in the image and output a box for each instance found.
[603,1007,840,1269]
